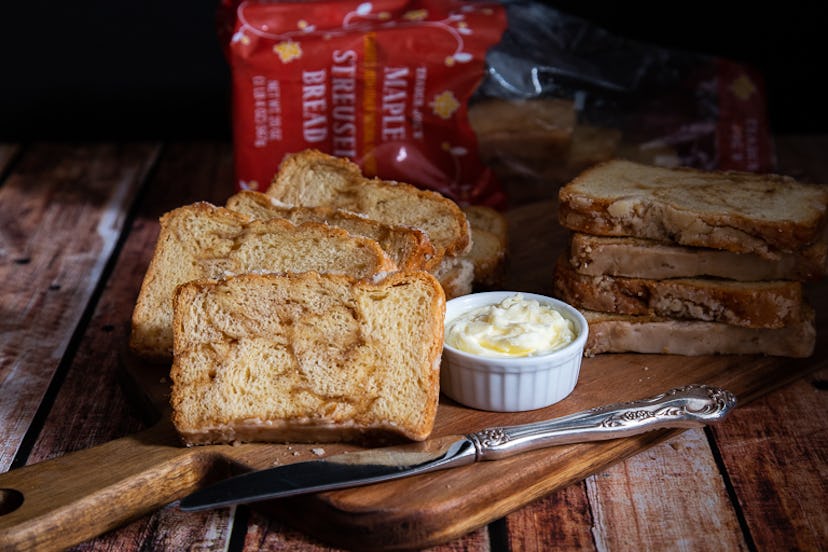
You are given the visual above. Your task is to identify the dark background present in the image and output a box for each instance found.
[1,1,824,140]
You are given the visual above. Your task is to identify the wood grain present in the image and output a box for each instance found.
[705,135,828,551]
[586,428,748,551]
[25,142,239,551]
[1,138,825,551]
[502,483,594,550]
[0,143,160,470]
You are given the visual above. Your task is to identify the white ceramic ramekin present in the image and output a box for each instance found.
[440,291,588,412]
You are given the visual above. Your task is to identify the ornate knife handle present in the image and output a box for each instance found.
[468,384,736,461]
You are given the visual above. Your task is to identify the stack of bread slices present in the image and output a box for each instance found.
[263,149,508,297]
[129,149,508,446]
[553,159,828,358]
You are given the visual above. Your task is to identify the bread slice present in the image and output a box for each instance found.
[558,159,828,258]
[582,307,816,358]
[553,256,802,329]
[463,205,508,244]
[226,190,437,271]
[465,227,507,288]
[431,256,474,299]
[469,97,576,162]
[170,271,445,445]
[266,149,471,261]
[461,205,508,287]
[130,202,397,360]
[568,232,828,282]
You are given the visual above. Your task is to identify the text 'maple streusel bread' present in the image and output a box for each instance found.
[226,190,437,271]
[129,202,397,360]
[170,271,446,445]
[559,159,828,259]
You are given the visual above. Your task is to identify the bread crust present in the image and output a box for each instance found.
[130,202,397,360]
[582,306,815,358]
[558,160,828,258]
[227,190,438,271]
[267,149,471,260]
[568,232,828,281]
[553,256,802,329]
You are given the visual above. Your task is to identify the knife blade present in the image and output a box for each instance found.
[179,384,735,511]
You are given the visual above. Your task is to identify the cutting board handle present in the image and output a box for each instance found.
[0,421,226,552]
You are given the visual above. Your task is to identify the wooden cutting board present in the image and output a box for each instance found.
[0,200,825,552]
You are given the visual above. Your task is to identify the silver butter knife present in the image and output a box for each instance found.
[179,384,736,511]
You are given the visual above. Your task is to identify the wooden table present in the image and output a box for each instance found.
[1,137,826,551]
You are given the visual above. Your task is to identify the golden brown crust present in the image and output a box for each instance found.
[267,149,471,260]
[558,159,828,258]
[553,256,802,329]
[227,190,438,271]
[130,202,397,360]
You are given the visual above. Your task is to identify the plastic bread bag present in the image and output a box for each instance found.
[218,0,774,208]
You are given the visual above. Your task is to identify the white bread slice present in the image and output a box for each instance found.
[130,202,397,360]
[170,271,445,445]
[266,149,471,262]
[568,232,828,282]
[558,160,828,259]
[226,190,437,271]
[582,306,816,358]
[553,256,802,329]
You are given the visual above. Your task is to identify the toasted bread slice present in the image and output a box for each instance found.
[553,256,802,329]
[582,306,815,358]
[558,160,828,258]
[227,190,437,271]
[170,271,445,445]
[266,149,471,261]
[568,232,828,282]
[130,202,396,360]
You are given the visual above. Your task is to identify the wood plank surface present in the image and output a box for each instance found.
[705,135,828,551]
[2,192,818,551]
[586,428,748,551]
[25,142,239,551]
[0,138,825,551]
[0,143,160,471]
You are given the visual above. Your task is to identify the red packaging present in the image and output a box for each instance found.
[219,1,776,208]
[223,0,508,206]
